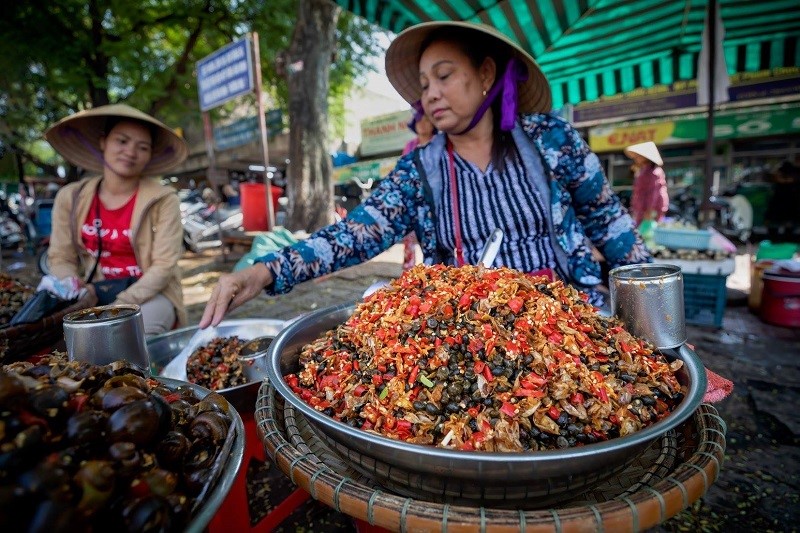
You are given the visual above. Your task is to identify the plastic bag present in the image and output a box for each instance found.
[10,291,75,326]
[233,228,299,272]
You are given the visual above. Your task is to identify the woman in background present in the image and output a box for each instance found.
[625,141,669,226]
[46,104,189,335]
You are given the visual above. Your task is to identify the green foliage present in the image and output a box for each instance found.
[0,0,383,176]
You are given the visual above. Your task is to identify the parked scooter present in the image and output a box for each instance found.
[181,192,243,252]
[0,211,24,251]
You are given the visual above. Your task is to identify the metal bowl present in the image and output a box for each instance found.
[147,319,287,413]
[266,304,708,506]
[155,378,244,532]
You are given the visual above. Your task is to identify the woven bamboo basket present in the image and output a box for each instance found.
[0,291,97,363]
[256,381,726,532]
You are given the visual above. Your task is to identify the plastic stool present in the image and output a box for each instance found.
[209,412,268,532]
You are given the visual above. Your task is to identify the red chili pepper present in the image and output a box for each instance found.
[484,339,495,355]
[129,478,152,499]
[458,293,471,308]
[500,402,518,418]
[596,386,609,403]
[467,406,480,418]
[396,420,412,432]
[19,410,48,428]
[473,361,485,374]
[482,365,494,382]
[371,374,383,386]
[609,414,620,425]
[408,365,420,385]
[547,405,561,420]
[353,384,367,397]
[472,431,485,444]
[353,360,360,371]
[442,304,454,318]
[507,297,524,314]
[515,388,546,398]
[524,373,547,387]
[547,332,564,344]
[468,338,483,354]
[570,392,585,405]
[69,394,90,412]
[419,301,433,313]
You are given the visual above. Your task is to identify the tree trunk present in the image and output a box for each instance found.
[285,0,338,232]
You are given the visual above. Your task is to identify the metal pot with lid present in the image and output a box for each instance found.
[63,304,150,371]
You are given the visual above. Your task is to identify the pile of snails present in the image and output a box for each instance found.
[0,354,234,532]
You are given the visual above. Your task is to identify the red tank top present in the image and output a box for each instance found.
[82,192,141,279]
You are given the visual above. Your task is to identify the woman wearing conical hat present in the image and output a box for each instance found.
[624,141,669,226]
[45,104,189,334]
[201,21,651,326]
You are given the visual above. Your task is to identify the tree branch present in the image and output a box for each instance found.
[148,22,205,115]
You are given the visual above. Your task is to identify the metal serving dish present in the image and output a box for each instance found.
[266,304,707,506]
[148,319,287,413]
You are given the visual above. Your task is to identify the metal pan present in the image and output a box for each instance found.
[148,319,286,413]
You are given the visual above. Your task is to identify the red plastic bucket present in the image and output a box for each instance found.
[239,183,282,231]
[760,273,800,328]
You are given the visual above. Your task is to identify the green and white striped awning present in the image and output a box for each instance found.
[336,0,800,109]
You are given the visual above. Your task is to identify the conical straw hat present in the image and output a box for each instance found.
[385,21,551,114]
[624,141,663,166]
[45,104,188,176]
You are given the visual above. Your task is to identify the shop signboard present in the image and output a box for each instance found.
[214,110,283,151]
[197,39,254,111]
[589,103,800,152]
[332,157,397,185]
[360,110,415,157]
[574,67,800,124]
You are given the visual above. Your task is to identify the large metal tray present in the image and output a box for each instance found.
[265,303,707,506]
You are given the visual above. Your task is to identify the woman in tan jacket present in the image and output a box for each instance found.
[45,104,189,334]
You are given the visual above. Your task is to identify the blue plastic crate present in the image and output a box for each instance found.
[683,273,727,328]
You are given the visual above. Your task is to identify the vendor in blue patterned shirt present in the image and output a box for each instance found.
[200,21,650,328]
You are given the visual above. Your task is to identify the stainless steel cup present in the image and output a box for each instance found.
[609,264,687,349]
[63,304,150,371]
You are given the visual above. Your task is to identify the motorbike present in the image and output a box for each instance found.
[666,186,699,225]
[0,211,24,251]
[180,193,244,252]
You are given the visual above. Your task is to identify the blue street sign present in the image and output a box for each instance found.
[197,38,254,111]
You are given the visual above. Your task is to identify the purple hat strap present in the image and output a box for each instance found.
[455,57,528,135]
[407,100,426,132]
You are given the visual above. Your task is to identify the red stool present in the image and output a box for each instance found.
[209,412,272,532]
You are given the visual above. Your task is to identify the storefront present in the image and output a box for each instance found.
[587,102,800,201]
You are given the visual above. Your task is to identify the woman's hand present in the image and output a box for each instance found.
[199,263,273,328]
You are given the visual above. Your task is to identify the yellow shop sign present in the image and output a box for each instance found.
[589,122,676,152]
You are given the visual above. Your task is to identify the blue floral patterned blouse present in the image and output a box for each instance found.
[256,113,651,305]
